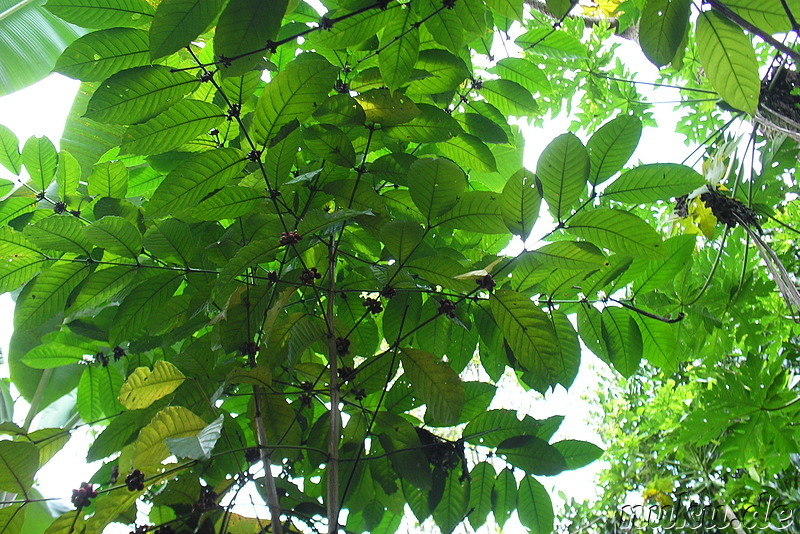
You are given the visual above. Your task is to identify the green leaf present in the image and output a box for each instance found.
[407,49,469,95]
[85,216,142,258]
[405,256,474,293]
[130,406,207,467]
[87,408,154,461]
[498,435,567,475]
[44,0,154,28]
[566,208,663,257]
[586,114,642,185]
[453,113,508,144]
[147,148,246,218]
[549,310,580,389]
[468,461,495,530]
[601,306,642,377]
[537,133,589,220]
[109,272,183,345]
[432,469,469,534]
[253,54,338,143]
[303,124,356,167]
[166,414,224,460]
[379,7,419,91]
[376,413,432,491]
[0,441,38,494]
[437,191,509,234]
[0,197,36,226]
[77,365,124,421]
[122,99,225,155]
[408,157,466,221]
[484,0,522,21]
[55,28,150,81]
[490,57,551,94]
[604,163,705,203]
[142,219,195,264]
[214,0,289,75]
[517,476,554,534]
[0,125,21,174]
[87,160,128,197]
[355,89,420,126]
[635,315,679,372]
[523,241,606,271]
[515,28,587,59]
[118,360,186,410]
[67,264,138,313]
[57,150,81,199]
[435,134,497,173]
[726,0,797,33]
[24,215,91,255]
[464,409,550,447]
[696,10,760,115]
[501,168,541,240]
[0,1,84,97]
[21,342,87,368]
[22,136,57,191]
[384,104,461,143]
[552,439,604,469]
[481,79,537,117]
[424,8,464,54]
[14,262,89,330]
[190,186,262,221]
[308,8,392,49]
[629,234,695,293]
[0,505,24,534]
[400,348,464,426]
[639,0,692,67]
[491,467,516,528]
[546,0,572,17]
[149,0,226,59]
[85,66,198,124]
[490,290,562,388]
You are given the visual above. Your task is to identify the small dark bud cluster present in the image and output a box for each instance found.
[155,526,176,534]
[218,55,233,67]
[438,299,457,318]
[299,267,321,285]
[130,526,149,534]
[318,16,334,30]
[380,285,397,299]
[239,341,258,357]
[36,191,46,201]
[192,488,218,513]
[113,346,126,361]
[351,387,366,401]
[125,469,145,492]
[334,80,350,94]
[208,128,220,137]
[69,209,81,217]
[198,71,214,83]
[53,201,67,214]
[471,78,483,90]
[266,270,279,283]
[476,274,496,291]
[246,149,262,162]
[245,447,261,464]
[338,365,355,382]
[71,482,97,509]
[442,0,456,8]
[362,297,383,314]
[226,103,241,120]
[279,231,302,246]
[95,352,109,367]
[335,337,351,356]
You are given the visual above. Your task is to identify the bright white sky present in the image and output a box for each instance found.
[0,26,703,533]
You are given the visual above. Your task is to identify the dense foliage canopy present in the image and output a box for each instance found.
[0,0,799,533]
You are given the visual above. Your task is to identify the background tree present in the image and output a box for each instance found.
[0,0,798,533]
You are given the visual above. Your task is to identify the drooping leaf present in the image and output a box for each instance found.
[515,28,587,58]
[501,168,541,240]
[56,150,81,199]
[118,360,186,410]
[355,88,420,126]
[67,264,138,313]
[432,468,469,534]
[537,132,589,220]
[435,133,497,173]
[252,54,338,143]
[639,0,692,67]
[491,467,516,528]
[604,163,705,203]
[565,208,663,257]
[122,99,225,155]
[55,28,150,81]
[379,6,419,91]
[517,476,554,534]
[586,114,642,185]
[87,160,128,198]
[149,0,227,59]
[400,348,464,426]
[725,0,797,33]
[24,215,91,255]
[0,125,21,174]
[384,104,461,143]
[424,8,464,54]
[552,439,604,469]
[22,136,57,191]
[165,414,224,460]
[468,461,495,530]
[601,306,643,377]
[498,435,567,475]
[84,66,198,124]
[490,57,551,95]
[481,79,537,117]
[695,10,760,115]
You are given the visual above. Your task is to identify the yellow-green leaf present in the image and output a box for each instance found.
[119,360,186,410]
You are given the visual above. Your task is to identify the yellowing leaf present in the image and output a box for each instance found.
[131,406,207,467]
[118,360,186,410]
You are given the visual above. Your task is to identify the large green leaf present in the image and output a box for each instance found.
[44,0,154,28]
[725,0,797,34]
[552,439,604,469]
[696,10,760,115]
[214,0,288,75]
[130,406,207,467]
[639,0,691,67]
[85,66,198,124]
[489,57,551,95]
[437,191,509,234]
[146,148,246,218]
[189,186,262,221]
[384,104,460,143]
[565,208,663,257]
[498,435,567,475]
[0,441,38,494]
[149,0,226,59]
[515,28,587,58]
[379,6,419,91]
[87,160,128,197]
[604,163,705,203]
[67,264,138,313]
[435,134,497,173]
[432,469,469,534]
[21,136,57,191]
[0,0,84,97]
[0,124,21,174]
[84,215,142,258]
[501,168,541,240]
[77,365,124,421]
[142,218,194,264]
[586,114,642,185]
[408,157,466,221]
[119,360,186,410]
[468,461,495,530]
[252,54,338,143]
[14,262,89,330]
[122,99,225,155]
[109,272,183,345]
[517,476,554,534]
[481,79,537,117]
[355,88,420,126]
[307,7,392,50]
[537,133,589,220]
[489,290,562,389]
[24,215,91,255]
[54,27,149,81]
[491,467,516,528]
[406,49,469,95]
[400,348,464,426]
[601,306,643,377]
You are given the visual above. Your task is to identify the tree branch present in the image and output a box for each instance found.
[253,388,284,534]
[326,237,341,534]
